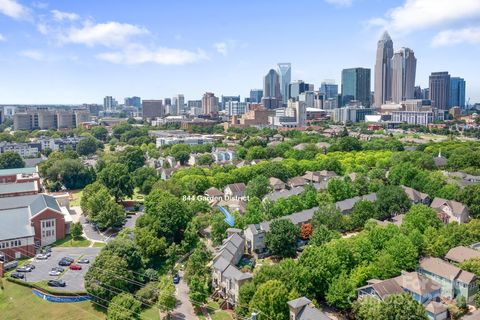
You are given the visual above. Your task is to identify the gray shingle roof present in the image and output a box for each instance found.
[445,246,480,263]
[0,207,35,240]
[288,297,311,309]
[419,257,476,284]
[29,194,61,217]
[249,206,317,233]
[0,182,37,195]
[222,264,252,281]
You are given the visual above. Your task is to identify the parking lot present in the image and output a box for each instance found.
[22,247,101,292]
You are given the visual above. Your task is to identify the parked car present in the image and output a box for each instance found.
[16,266,32,272]
[52,267,64,272]
[70,264,82,270]
[58,259,72,266]
[62,257,74,263]
[48,270,62,276]
[10,272,24,279]
[173,274,180,284]
[78,258,90,264]
[24,264,35,270]
[48,280,66,287]
[35,254,48,260]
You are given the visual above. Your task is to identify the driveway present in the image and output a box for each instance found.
[80,212,143,242]
[22,247,101,292]
[172,271,198,320]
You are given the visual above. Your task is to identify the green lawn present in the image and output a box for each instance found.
[211,311,234,320]
[93,242,106,248]
[140,306,161,319]
[70,190,83,207]
[53,235,91,247]
[0,280,105,320]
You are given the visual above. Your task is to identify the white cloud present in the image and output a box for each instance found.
[51,9,79,22]
[96,44,208,65]
[325,0,353,7]
[31,1,48,9]
[432,27,480,46]
[0,0,30,20]
[60,21,149,47]
[214,42,228,56]
[0,33,5,41]
[371,0,480,33]
[19,49,45,61]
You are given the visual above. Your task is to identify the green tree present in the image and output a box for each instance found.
[210,211,229,245]
[237,282,256,317]
[309,225,340,247]
[354,293,428,320]
[249,280,289,320]
[81,182,125,230]
[170,144,191,165]
[265,219,299,258]
[376,185,411,220]
[459,184,480,218]
[118,147,145,172]
[0,151,24,169]
[132,166,158,194]
[350,200,379,229]
[70,222,83,239]
[312,203,345,232]
[85,250,133,303]
[77,136,101,156]
[196,154,214,166]
[98,163,134,201]
[327,178,356,202]
[91,126,109,141]
[137,190,191,244]
[402,204,442,233]
[107,293,142,320]
[246,175,271,199]
[326,272,357,310]
[158,276,177,318]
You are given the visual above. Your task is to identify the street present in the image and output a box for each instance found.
[171,270,198,320]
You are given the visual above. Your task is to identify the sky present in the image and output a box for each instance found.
[0,0,479,104]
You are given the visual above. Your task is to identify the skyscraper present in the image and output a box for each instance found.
[277,63,291,105]
[289,80,311,100]
[374,31,394,107]
[341,68,371,107]
[249,89,263,103]
[221,95,241,111]
[262,69,282,109]
[449,77,466,108]
[124,96,141,108]
[202,92,219,115]
[103,96,117,111]
[391,48,417,103]
[173,94,185,115]
[142,100,164,118]
[429,72,451,109]
[320,81,338,100]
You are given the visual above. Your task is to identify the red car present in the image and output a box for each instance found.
[70,264,82,270]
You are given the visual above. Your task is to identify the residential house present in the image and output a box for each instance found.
[224,183,246,198]
[244,207,317,256]
[433,152,447,168]
[264,187,305,203]
[158,167,177,180]
[335,193,377,214]
[211,149,235,163]
[372,214,405,227]
[430,197,469,224]
[218,199,247,215]
[445,246,480,264]
[269,177,286,191]
[358,272,447,320]
[443,171,480,188]
[212,231,252,308]
[287,297,332,320]
[205,187,224,200]
[418,257,478,302]
[287,177,307,189]
[302,170,337,183]
[402,186,430,205]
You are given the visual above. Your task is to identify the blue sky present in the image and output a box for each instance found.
[0,0,479,104]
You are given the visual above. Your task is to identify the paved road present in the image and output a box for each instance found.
[80,211,143,242]
[172,271,198,320]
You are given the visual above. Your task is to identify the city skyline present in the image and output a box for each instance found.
[0,0,479,104]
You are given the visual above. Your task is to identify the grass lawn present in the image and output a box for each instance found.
[70,190,83,207]
[0,280,105,320]
[126,188,146,202]
[54,235,91,247]
[211,311,234,320]
[93,242,106,248]
[140,306,161,319]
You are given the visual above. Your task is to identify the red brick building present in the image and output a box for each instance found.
[0,194,68,262]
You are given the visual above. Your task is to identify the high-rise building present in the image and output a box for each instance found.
[298,91,315,108]
[422,88,430,100]
[103,96,117,111]
[262,69,282,109]
[341,68,371,107]
[374,31,394,107]
[289,80,311,100]
[320,81,338,100]
[221,95,240,111]
[142,100,164,118]
[202,92,219,115]
[429,72,451,109]
[277,63,291,105]
[124,96,141,108]
[226,101,248,116]
[164,98,172,107]
[249,89,263,103]
[449,77,466,108]
[171,94,185,115]
[391,47,417,103]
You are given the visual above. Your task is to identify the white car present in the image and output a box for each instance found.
[36,254,48,260]
[48,270,61,276]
